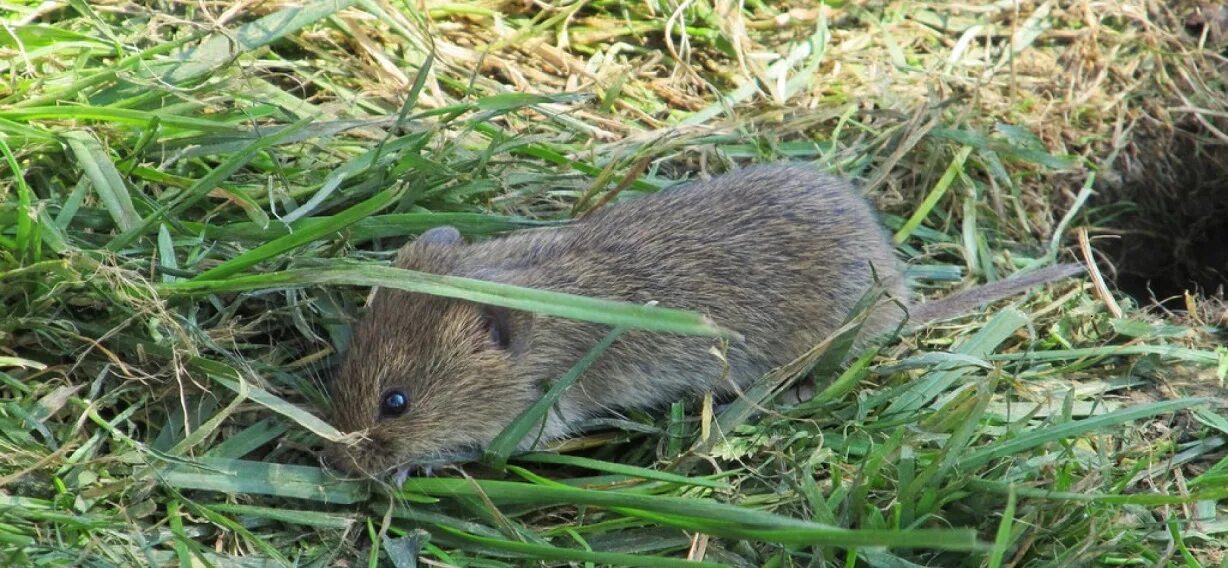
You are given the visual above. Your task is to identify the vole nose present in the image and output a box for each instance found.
[320,443,368,477]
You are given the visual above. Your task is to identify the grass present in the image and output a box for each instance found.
[1,1,1227,566]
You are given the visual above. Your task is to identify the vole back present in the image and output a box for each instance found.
[327,165,909,474]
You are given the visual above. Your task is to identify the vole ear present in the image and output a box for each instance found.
[463,268,532,354]
[417,226,463,247]
[478,305,512,350]
[474,304,533,355]
[394,226,464,270]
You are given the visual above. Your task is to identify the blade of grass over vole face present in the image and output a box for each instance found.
[187,355,346,441]
[161,267,733,337]
[398,478,983,550]
[484,327,627,469]
[190,186,403,281]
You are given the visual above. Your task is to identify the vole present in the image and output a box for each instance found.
[323,165,1083,475]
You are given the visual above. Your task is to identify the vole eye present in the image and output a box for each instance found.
[379,389,410,419]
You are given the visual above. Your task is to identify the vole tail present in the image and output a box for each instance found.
[907,262,1085,325]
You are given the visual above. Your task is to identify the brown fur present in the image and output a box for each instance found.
[323,165,1079,474]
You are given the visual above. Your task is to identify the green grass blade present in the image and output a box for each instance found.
[513,453,732,489]
[0,136,38,262]
[156,224,177,283]
[1046,171,1094,262]
[204,502,357,530]
[0,116,57,142]
[987,345,1221,366]
[885,307,1027,415]
[0,356,48,370]
[961,397,1215,470]
[1,106,239,133]
[484,328,626,468]
[106,115,318,250]
[165,500,195,568]
[965,479,1228,506]
[282,50,435,224]
[189,357,345,442]
[160,265,732,337]
[987,485,1016,568]
[874,352,993,374]
[157,457,368,504]
[690,283,888,458]
[436,525,723,568]
[904,371,998,502]
[808,346,878,405]
[400,478,982,550]
[280,131,429,224]
[7,31,196,108]
[34,209,69,254]
[183,212,562,244]
[155,0,359,86]
[204,418,289,459]
[62,131,141,232]
[191,185,403,281]
[182,500,292,565]
[893,145,972,244]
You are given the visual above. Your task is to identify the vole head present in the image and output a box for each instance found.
[324,226,537,475]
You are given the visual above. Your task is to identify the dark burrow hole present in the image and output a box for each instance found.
[1094,135,1228,309]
